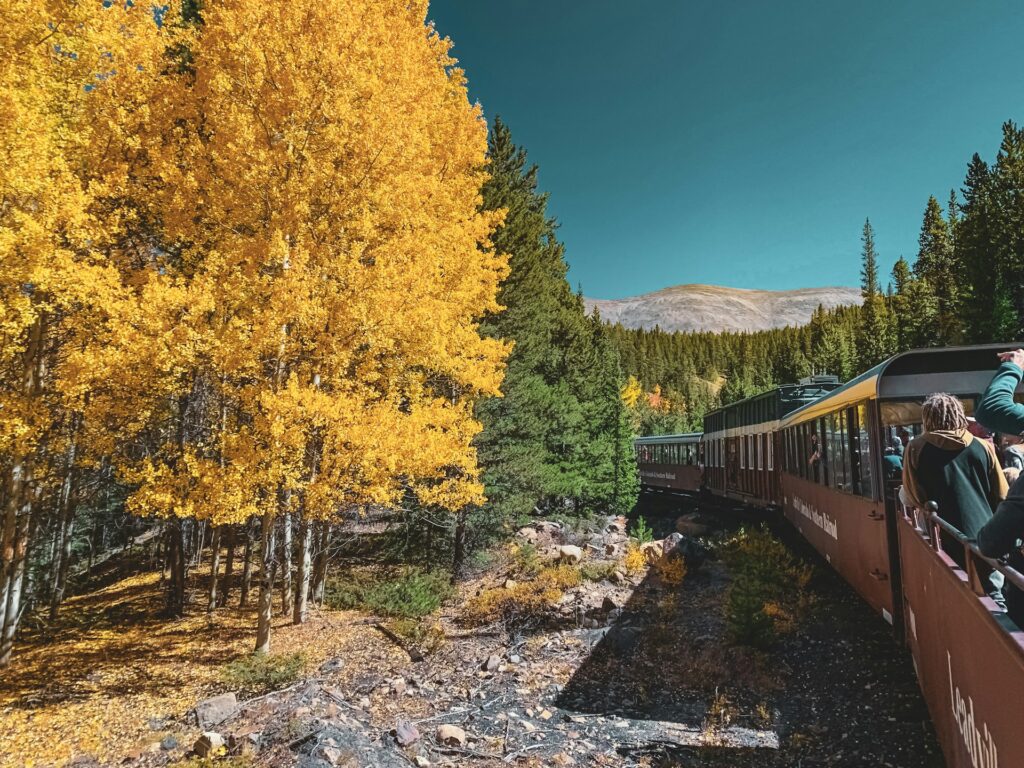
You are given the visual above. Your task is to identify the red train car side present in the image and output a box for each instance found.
[635,432,703,493]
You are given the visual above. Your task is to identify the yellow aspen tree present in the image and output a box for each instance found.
[125,0,508,651]
[0,0,170,664]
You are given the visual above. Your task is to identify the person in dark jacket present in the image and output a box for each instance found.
[974,349,1024,627]
[902,393,1007,536]
[902,393,1007,595]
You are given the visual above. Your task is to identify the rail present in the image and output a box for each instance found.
[901,497,1024,600]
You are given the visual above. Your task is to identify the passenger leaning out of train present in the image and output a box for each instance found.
[974,349,1024,627]
[902,392,1008,600]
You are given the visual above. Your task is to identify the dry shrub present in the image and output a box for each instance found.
[463,565,581,627]
[385,618,446,655]
[622,543,647,575]
[653,554,687,586]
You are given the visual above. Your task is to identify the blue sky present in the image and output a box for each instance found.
[429,1,1023,300]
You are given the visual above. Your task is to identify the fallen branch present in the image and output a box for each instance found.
[373,622,425,662]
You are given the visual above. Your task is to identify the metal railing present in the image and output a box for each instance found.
[900,496,1024,600]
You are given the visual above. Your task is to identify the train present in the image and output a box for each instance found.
[635,345,1024,768]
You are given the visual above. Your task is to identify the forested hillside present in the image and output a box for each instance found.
[611,121,1024,435]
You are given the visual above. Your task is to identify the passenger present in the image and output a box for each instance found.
[1000,433,1024,471]
[975,349,1024,435]
[967,416,995,446]
[974,349,1024,626]
[897,427,912,453]
[902,393,1008,588]
[882,446,903,482]
[1004,466,1021,486]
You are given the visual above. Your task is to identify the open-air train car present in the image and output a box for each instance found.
[776,344,1024,768]
[634,345,1024,768]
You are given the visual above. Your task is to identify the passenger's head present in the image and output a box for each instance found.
[1004,467,1021,486]
[1001,433,1023,448]
[921,393,968,433]
[884,446,896,456]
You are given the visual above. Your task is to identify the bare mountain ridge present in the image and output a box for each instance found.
[585,284,861,334]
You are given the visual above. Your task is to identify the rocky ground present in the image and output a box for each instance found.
[111,494,943,768]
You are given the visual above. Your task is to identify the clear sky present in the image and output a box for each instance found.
[428,0,1024,300]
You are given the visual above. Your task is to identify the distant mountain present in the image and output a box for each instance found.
[585,284,861,334]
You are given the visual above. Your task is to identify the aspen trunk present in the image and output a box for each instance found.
[0,480,33,667]
[293,517,312,625]
[240,518,254,608]
[254,511,276,653]
[166,519,187,617]
[219,525,236,607]
[311,522,331,604]
[207,525,222,613]
[451,510,468,584]
[280,511,293,615]
[49,431,79,621]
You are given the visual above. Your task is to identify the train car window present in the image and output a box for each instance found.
[757,433,763,470]
[823,414,835,489]
[768,433,774,471]
[836,410,850,491]
[808,421,823,484]
[740,436,745,470]
[856,402,875,500]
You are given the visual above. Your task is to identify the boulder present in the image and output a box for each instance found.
[193,692,237,729]
[604,542,619,557]
[159,736,178,751]
[666,534,710,571]
[503,579,518,590]
[193,732,225,758]
[601,596,618,612]
[436,724,467,746]
[557,545,583,565]
[609,570,627,585]
[415,757,431,768]
[395,720,420,747]
[483,654,501,672]
[640,541,662,564]
[516,527,539,543]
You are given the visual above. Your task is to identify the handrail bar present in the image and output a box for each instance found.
[901,499,1024,595]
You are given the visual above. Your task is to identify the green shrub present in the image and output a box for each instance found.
[223,651,308,694]
[364,569,453,619]
[720,527,812,648]
[630,515,654,545]
[579,561,618,582]
[325,568,453,619]
[511,541,542,577]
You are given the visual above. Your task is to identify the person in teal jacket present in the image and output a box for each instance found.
[975,349,1024,627]
[975,349,1024,436]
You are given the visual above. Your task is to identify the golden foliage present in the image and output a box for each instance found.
[463,566,581,626]
[653,554,687,586]
[0,562,404,767]
[622,543,648,575]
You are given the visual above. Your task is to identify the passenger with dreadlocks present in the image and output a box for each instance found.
[902,393,1008,599]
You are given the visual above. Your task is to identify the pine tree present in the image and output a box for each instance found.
[915,196,960,343]
[857,219,896,368]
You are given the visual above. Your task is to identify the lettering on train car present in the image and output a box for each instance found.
[640,470,676,481]
[792,496,838,540]
[948,652,998,768]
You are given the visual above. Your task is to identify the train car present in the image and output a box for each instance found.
[777,344,1024,768]
[634,432,703,493]
[702,376,840,506]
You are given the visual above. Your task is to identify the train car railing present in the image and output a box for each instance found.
[903,499,1024,610]
[897,494,1024,768]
